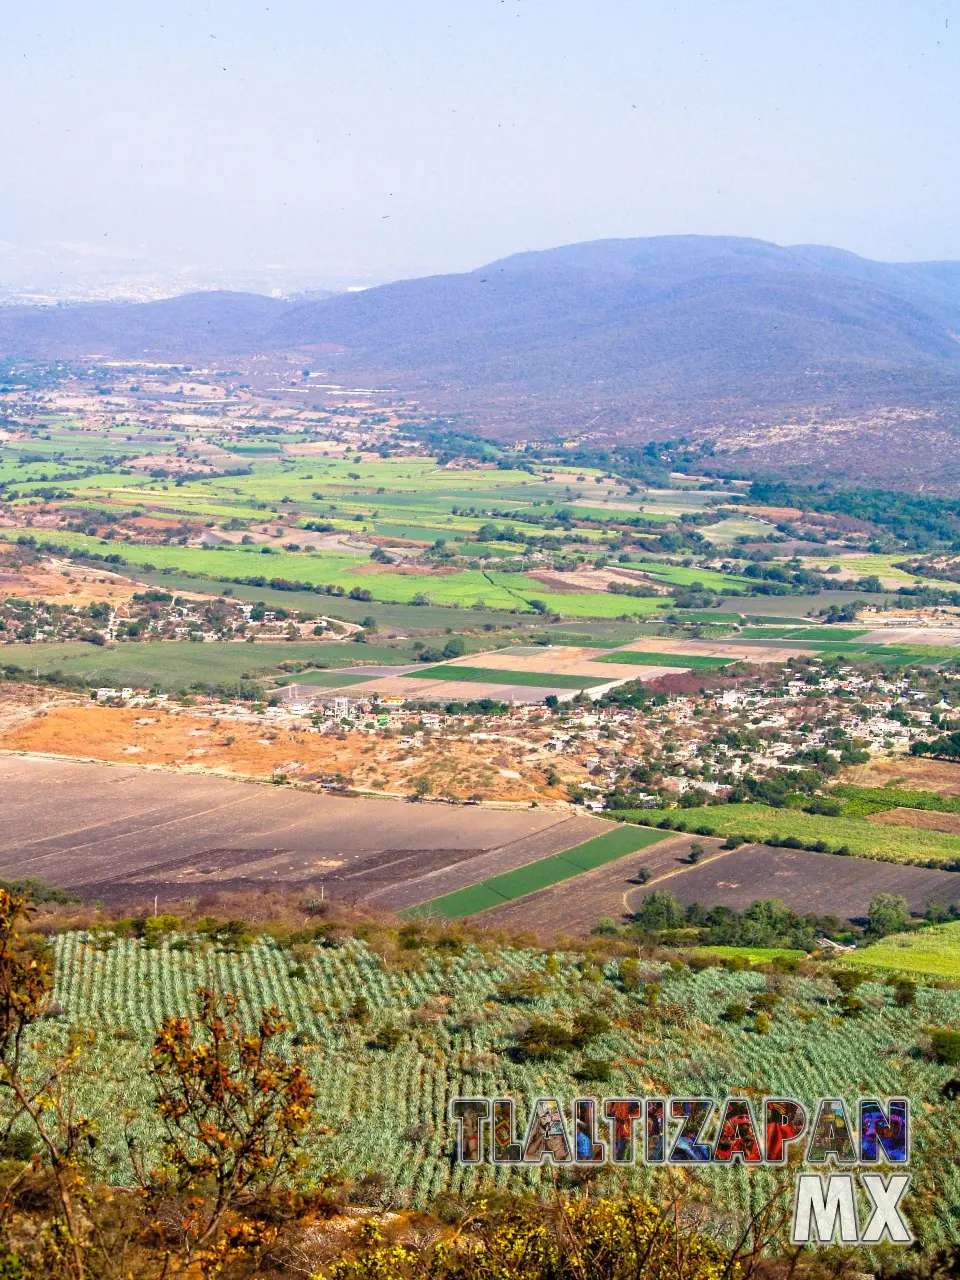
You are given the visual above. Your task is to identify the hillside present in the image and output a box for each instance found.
[3,235,960,481]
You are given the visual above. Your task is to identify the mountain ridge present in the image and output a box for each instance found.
[2,236,959,480]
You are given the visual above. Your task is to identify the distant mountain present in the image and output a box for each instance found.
[273,236,960,414]
[2,236,960,482]
[0,291,289,361]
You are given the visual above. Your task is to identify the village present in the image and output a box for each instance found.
[4,652,954,811]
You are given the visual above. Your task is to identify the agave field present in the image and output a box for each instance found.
[16,930,960,1248]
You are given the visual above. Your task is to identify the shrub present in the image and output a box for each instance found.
[867,893,911,938]
[327,1195,732,1278]
[0,1130,36,1161]
[348,996,370,1024]
[496,974,550,1003]
[723,1001,748,1024]
[572,1012,611,1046]
[576,1057,613,1083]
[753,1012,771,1034]
[832,969,865,996]
[632,890,683,931]
[515,1018,575,1060]
[752,992,781,1014]
[592,916,620,936]
[892,979,917,1007]
[931,1030,960,1065]
[371,1023,406,1051]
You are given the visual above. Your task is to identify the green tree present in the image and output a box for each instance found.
[867,893,910,938]
[633,890,683,931]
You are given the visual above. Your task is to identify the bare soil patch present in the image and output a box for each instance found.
[868,807,960,834]
[480,839,960,935]
[0,558,141,605]
[629,844,960,923]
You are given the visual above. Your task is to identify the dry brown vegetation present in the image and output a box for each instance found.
[0,701,585,803]
[841,756,960,795]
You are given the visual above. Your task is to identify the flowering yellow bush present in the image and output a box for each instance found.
[325,1196,733,1279]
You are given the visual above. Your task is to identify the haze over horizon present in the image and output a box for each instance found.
[1,0,957,300]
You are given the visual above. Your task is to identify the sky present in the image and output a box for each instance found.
[0,0,957,295]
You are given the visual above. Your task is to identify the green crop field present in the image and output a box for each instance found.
[845,921,960,977]
[281,669,389,688]
[795,554,920,583]
[739,627,870,641]
[627,561,755,590]
[0,528,368,582]
[405,664,609,689]
[18,929,960,1244]
[0,640,417,692]
[597,650,731,669]
[130,571,527,631]
[610,804,960,867]
[407,825,670,918]
[833,785,960,819]
[503,589,668,619]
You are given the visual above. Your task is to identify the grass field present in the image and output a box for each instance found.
[692,945,808,963]
[406,825,671,918]
[845,921,960,977]
[0,640,417,691]
[1,528,368,582]
[610,804,960,867]
[597,650,731,669]
[727,637,956,665]
[405,664,610,689]
[130,571,527,631]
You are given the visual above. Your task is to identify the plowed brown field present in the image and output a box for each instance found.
[0,755,608,906]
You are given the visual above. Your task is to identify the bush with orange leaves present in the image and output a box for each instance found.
[136,988,315,1253]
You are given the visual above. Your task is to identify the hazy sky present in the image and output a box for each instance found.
[1,0,958,290]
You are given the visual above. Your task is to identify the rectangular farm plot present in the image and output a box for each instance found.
[598,650,730,670]
[406,824,671,919]
[620,638,809,663]
[351,676,574,703]
[404,665,608,689]
[425,648,662,684]
[439,646,607,670]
